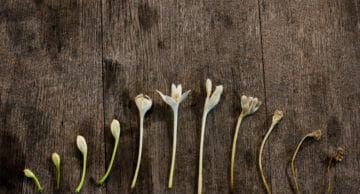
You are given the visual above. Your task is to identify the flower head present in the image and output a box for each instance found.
[204,79,223,112]
[52,153,60,168]
[272,109,283,123]
[157,84,190,110]
[241,95,262,116]
[24,169,43,192]
[24,169,35,178]
[310,129,322,140]
[76,135,88,156]
[333,147,344,162]
[135,94,152,117]
[111,119,121,139]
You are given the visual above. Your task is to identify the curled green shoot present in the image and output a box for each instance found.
[24,169,43,193]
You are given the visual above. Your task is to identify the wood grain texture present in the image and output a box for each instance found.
[0,0,359,193]
[0,0,105,193]
[260,0,360,193]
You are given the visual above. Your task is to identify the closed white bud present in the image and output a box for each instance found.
[206,79,212,96]
[52,153,60,167]
[111,119,121,139]
[24,169,35,178]
[76,135,87,155]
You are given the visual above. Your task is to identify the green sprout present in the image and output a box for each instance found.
[157,83,190,188]
[98,119,121,185]
[75,135,88,193]
[52,152,61,190]
[24,169,43,193]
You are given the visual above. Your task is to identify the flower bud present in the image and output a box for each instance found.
[76,136,87,155]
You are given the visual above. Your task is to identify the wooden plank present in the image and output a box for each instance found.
[102,0,265,193]
[0,0,105,193]
[260,0,360,193]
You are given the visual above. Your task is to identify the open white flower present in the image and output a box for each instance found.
[198,79,223,194]
[157,84,190,188]
[241,95,262,116]
[230,95,262,191]
[157,84,190,110]
[131,94,152,189]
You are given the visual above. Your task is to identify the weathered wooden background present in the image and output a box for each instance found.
[0,0,359,193]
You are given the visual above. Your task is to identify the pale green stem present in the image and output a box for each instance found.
[75,153,87,193]
[259,122,277,194]
[56,165,60,190]
[168,106,179,188]
[230,112,245,191]
[198,112,208,194]
[131,116,144,189]
[32,175,43,193]
[98,137,120,185]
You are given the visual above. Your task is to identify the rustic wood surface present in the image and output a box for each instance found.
[0,0,359,193]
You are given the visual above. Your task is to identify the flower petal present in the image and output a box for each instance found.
[206,79,212,96]
[205,85,223,111]
[171,84,177,98]
[178,90,191,103]
[157,90,177,107]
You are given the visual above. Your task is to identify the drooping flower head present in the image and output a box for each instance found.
[135,94,152,117]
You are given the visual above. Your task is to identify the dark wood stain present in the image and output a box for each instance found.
[0,0,359,193]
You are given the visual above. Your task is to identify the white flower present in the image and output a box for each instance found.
[131,93,152,189]
[76,135,87,156]
[198,78,223,194]
[231,95,261,191]
[204,79,223,112]
[111,119,121,139]
[156,83,190,188]
[135,94,152,117]
[157,84,190,110]
[241,95,262,116]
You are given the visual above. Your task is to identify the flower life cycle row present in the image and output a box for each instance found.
[23,78,344,194]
